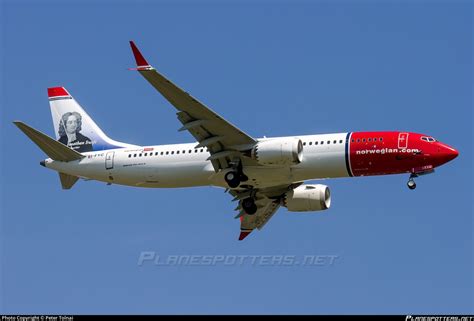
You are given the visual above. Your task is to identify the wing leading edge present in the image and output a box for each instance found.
[129,41,257,172]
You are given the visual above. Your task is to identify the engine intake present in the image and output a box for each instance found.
[283,184,331,212]
[251,138,303,166]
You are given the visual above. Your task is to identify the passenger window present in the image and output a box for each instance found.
[339,140,343,144]
[327,141,330,144]
[352,139,355,143]
[303,142,306,146]
[139,154,142,157]
[133,154,137,157]
[160,152,164,155]
[200,149,204,152]
[166,151,169,155]
[368,138,371,142]
[309,142,312,145]
[171,151,174,155]
[183,150,186,153]
[362,139,366,142]
[128,154,131,158]
[155,152,158,156]
[195,149,198,153]
[321,141,324,145]
[315,141,318,145]
[379,138,383,142]
[333,140,337,144]
[189,150,192,153]
[357,139,360,143]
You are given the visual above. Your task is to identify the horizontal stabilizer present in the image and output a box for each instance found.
[13,121,84,162]
[59,172,79,189]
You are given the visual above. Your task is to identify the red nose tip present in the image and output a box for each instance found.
[441,145,459,163]
[449,148,459,160]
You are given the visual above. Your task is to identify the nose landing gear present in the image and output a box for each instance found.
[405,169,435,190]
[407,174,417,190]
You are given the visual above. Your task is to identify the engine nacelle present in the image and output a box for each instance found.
[251,138,303,166]
[283,184,331,212]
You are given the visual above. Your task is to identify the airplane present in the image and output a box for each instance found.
[14,41,459,240]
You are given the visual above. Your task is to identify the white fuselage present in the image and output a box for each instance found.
[45,133,350,189]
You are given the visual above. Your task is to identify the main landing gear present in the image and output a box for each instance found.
[225,171,241,188]
[407,174,417,190]
[242,197,257,215]
[224,160,248,188]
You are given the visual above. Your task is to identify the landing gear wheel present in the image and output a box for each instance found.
[407,179,416,190]
[225,171,240,188]
[242,198,257,215]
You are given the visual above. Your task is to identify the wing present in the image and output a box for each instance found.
[230,183,302,240]
[238,200,280,241]
[129,41,257,171]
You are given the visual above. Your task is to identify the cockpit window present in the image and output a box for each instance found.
[421,136,436,142]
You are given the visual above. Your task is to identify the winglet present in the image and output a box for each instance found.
[239,230,252,241]
[129,41,152,70]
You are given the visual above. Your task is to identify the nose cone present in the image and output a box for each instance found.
[450,148,459,160]
[437,143,459,164]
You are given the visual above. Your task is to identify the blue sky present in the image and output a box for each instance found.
[1,0,472,314]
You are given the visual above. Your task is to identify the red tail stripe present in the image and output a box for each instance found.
[48,87,69,98]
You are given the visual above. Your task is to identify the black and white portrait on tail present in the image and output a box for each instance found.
[58,112,93,152]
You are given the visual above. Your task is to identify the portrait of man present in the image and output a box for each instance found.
[58,112,93,152]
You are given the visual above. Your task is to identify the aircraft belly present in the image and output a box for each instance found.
[291,151,348,181]
[112,160,214,188]
[241,166,293,188]
[154,161,214,187]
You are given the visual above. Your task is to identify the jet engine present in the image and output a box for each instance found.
[283,184,331,212]
[251,138,303,166]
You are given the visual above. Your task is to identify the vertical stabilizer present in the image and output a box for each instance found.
[48,87,136,152]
